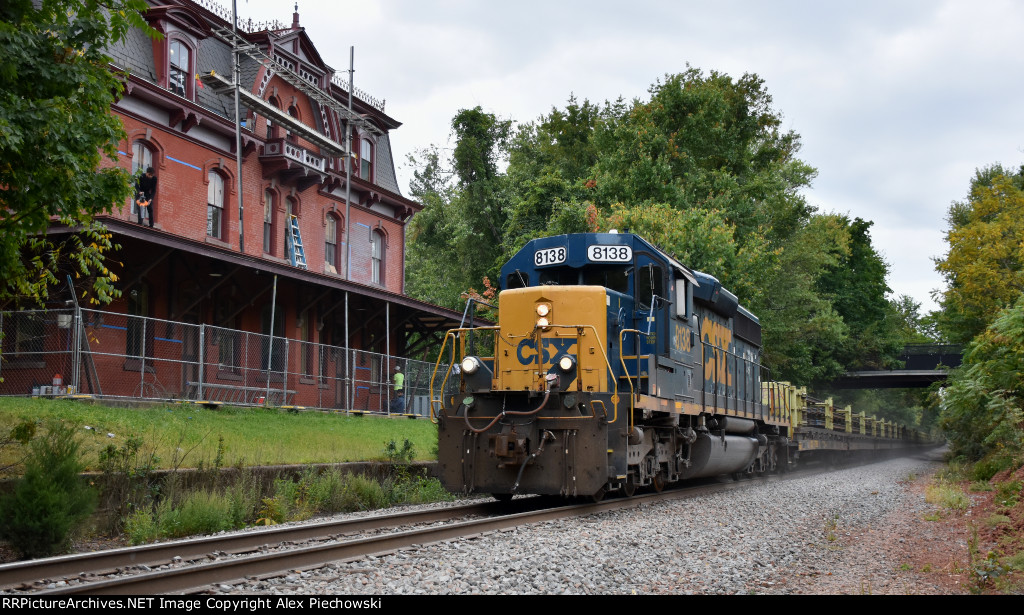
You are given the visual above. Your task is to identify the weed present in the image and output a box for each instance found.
[123,508,159,545]
[984,514,1012,528]
[969,481,993,492]
[898,563,912,571]
[0,420,36,476]
[925,481,969,511]
[921,563,933,573]
[824,515,839,543]
[96,434,161,530]
[994,480,1021,508]
[382,438,416,464]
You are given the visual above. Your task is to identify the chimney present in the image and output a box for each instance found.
[292,3,300,30]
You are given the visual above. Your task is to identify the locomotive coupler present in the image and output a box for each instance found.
[511,430,555,493]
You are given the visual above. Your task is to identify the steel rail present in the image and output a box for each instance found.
[0,500,508,591]
[32,474,796,595]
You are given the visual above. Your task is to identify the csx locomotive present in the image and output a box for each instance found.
[431,232,920,501]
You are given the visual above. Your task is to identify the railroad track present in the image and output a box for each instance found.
[3,469,820,595]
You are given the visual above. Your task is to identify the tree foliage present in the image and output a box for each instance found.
[935,165,1024,343]
[0,0,153,305]
[405,68,905,387]
[0,420,97,558]
[940,295,1024,462]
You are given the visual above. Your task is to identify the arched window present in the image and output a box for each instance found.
[131,140,155,216]
[266,97,280,139]
[360,138,373,180]
[207,172,225,239]
[370,229,384,285]
[284,197,298,264]
[325,214,340,273]
[168,39,193,99]
[287,105,299,143]
[263,189,275,254]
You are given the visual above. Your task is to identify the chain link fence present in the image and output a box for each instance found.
[0,308,453,416]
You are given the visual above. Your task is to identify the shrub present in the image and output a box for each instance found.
[0,421,97,558]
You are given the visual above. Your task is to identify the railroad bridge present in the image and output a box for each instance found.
[829,344,963,389]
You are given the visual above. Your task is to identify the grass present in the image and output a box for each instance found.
[0,397,439,472]
[924,481,970,511]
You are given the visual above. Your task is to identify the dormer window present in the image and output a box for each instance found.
[169,39,193,99]
[360,138,373,181]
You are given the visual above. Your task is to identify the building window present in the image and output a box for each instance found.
[260,304,285,373]
[214,298,240,374]
[360,138,373,180]
[266,97,280,139]
[284,197,296,264]
[126,284,151,359]
[130,141,154,216]
[371,229,384,285]
[325,214,339,273]
[169,39,192,99]
[287,105,299,143]
[300,314,312,377]
[207,172,225,239]
[11,312,44,355]
[263,190,274,254]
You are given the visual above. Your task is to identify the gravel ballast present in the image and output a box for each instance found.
[216,453,955,595]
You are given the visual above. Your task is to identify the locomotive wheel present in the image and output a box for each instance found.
[623,473,637,497]
[652,472,666,493]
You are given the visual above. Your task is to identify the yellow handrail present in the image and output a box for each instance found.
[429,323,622,425]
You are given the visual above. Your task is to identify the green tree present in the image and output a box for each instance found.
[0,421,97,558]
[589,67,816,247]
[0,0,153,306]
[405,109,513,310]
[940,295,1024,461]
[816,216,904,371]
[935,166,1024,343]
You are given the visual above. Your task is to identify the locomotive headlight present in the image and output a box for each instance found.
[536,304,550,317]
[536,316,550,328]
[461,356,481,375]
[557,355,576,373]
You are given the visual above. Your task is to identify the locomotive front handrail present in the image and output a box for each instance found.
[430,323,623,425]
[429,326,501,424]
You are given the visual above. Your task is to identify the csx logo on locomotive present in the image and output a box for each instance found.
[516,338,577,364]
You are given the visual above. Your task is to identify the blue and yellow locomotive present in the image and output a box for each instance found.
[431,232,792,500]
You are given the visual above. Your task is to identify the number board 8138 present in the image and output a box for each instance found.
[534,247,567,267]
[588,245,632,262]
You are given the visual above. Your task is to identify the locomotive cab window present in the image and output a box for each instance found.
[582,266,630,294]
[539,268,579,286]
[675,278,693,319]
[506,270,530,289]
[636,264,663,310]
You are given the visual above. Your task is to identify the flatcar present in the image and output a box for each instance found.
[430,232,922,501]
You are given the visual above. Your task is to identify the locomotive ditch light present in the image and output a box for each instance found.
[557,354,576,373]
[461,356,482,375]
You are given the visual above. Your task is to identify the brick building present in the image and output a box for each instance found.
[1,1,464,410]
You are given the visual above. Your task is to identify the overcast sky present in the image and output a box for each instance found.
[238,0,1024,314]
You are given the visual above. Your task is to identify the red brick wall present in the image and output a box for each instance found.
[108,109,406,296]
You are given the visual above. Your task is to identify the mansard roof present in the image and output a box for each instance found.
[106,0,407,197]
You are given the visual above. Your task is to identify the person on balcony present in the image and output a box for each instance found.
[135,167,157,227]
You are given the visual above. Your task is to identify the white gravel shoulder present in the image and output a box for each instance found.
[218,455,943,595]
